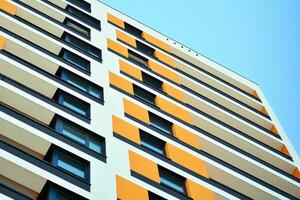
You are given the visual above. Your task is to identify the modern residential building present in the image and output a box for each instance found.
[0,0,299,199]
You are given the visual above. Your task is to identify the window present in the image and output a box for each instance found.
[140,130,166,155]
[56,68,103,100]
[66,5,100,29]
[142,72,163,91]
[53,90,90,118]
[63,18,90,38]
[45,147,89,180]
[124,22,143,37]
[38,182,88,200]
[51,116,105,154]
[136,41,155,56]
[62,33,102,60]
[59,49,90,72]
[148,192,167,200]
[66,0,91,12]
[159,167,187,194]
[133,85,156,105]
[149,113,173,135]
[128,50,148,67]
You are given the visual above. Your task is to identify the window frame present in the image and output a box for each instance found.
[63,17,91,39]
[56,67,104,101]
[149,112,173,135]
[53,90,91,118]
[159,167,187,195]
[140,130,166,156]
[62,32,102,61]
[51,116,106,155]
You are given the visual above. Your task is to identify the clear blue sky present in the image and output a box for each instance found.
[101,0,300,155]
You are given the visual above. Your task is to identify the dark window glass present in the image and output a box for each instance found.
[148,192,167,200]
[62,33,102,59]
[159,167,186,194]
[52,117,105,154]
[38,182,88,200]
[142,72,163,91]
[149,113,173,135]
[66,0,91,12]
[46,148,89,180]
[53,90,90,118]
[124,22,143,37]
[63,18,90,38]
[133,85,156,105]
[136,41,155,56]
[56,68,103,100]
[128,50,148,67]
[59,49,90,72]
[66,5,100,29]
[140,130,166,155]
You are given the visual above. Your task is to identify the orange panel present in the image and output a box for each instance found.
[155,96,192,124]
[172,124,201,149]
[116,175,149,200]
[141,32,171,52]
[154,50,176,68]
[116,30,137,48]
[293,168,300,179]
[148,60,180,83]
[252,91,259,99]
[162,83,186,103]
[186,180,215,200]
[107,39,128,57]
[129,150,160,183]
[0,0,17,15]
[270,125,280,135]
[123,99,150,124]
[0,36,5,50]
[119,59,142,81]
[280,145,291,157]
[165,143,208,178]
[261,107,269,116]
[107,13,125,29]
[109,72,134,95]
[112,116,141,144]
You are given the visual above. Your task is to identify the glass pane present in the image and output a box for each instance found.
[141,140,164,155]
[149,114,172,135]
[89,85,101,98]
[160,176,185,193]
[61,71,88,92]
[140,132,165,155]
[62,98,87,116]
[57,154,85,179]
[62,50,89,71]
[57,191,74,200]
[61,122,86,145]
[88,137,103,153]
[65,19,90,37]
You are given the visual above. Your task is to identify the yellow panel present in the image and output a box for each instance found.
[129,150,160,183]
[261,107,269,116]
[109,72,134,95]
[162,83,186,103]
[155,96,192,124]
[154,50,176,68]
[119,59,142,81]
[0,35,5,50]
[107,13,125,29]
[165,143,208,178]
[141,32,171,52]
[107,39,128,57]
[186,179,215,200]
[172,124,201,149]
[116,175,149,200]
[112,116,141,144]
[116,30,137,48]
[0,0,17,15]
[293,168,300,179]
[148,60,180,83]
[123,99,150,124]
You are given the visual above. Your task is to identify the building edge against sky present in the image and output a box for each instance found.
[0,0,299,200]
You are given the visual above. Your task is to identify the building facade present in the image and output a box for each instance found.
[0,0,299,199]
